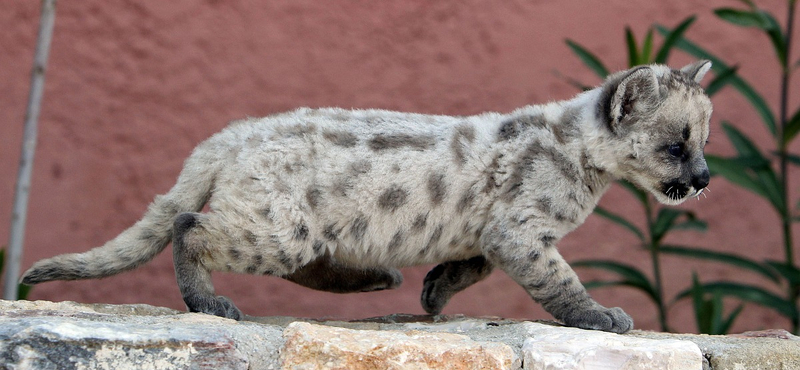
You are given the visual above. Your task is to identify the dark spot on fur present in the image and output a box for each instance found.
[306,186,322,209]
[422,224,444,255]
[351,215,369,241]
[682,125,691,141]
[333,177,353,197]
[528,249,541,261]
[277,250,295,270]
[244,231,258,245]
[411,213,428,232]
[313,240,325,255]
[138,229,163,245]
[294,223,309,241]
[323,223,339,241]
[278,123,317,138]
[427,173,447,206]
[350,160,372,174]
[501,141,547,202]
[368,134,435,151]
[451,124,477,165]
[497,114,546,141]
[378,185,409,211]
[540,233,557,248]
[483,154,502,194]
[259,207,272,220]
[455,123,476,142]
[457,188,476,213]
[388,230,405,250]
[228,247,241,260]
[323,130,358,147]
[553,108,581,144]
[536,197,553,215]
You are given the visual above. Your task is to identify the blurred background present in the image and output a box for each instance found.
[2,0,798,334]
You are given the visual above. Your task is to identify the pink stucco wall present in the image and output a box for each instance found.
[2,1,798,333]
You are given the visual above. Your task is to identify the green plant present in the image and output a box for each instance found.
[0,249,31,300]
[656,0,799,334]
[565,7,799,333]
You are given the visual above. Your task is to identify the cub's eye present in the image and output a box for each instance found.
[667,144,684,157]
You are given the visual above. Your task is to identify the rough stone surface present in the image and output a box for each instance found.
[2,300,800,370]
[0,300,284,370]
[521,323,703,370]
[281,321,520,369]
[633,331,800,370]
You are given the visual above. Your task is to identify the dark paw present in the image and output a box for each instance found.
[188,295,243,320]
[562,306,633,334]
[420,265,448,314]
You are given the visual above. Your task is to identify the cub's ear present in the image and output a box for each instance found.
[680,60,712,83]
[606,66,659,133]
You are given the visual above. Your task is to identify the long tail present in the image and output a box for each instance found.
[21,143,222,285]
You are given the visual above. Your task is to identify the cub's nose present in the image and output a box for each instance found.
[692,169,710,190]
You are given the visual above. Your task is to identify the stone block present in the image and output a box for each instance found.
[281,321,520,369]
[521,323,702,370]
[0,300,284,370]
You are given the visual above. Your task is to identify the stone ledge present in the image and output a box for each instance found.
[0,300,798,369]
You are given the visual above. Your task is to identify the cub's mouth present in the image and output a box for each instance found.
[658,179,707,205]
[661,180,689,203]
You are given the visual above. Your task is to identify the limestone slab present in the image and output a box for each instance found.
[281,321,520,370]
[521,323,703,370]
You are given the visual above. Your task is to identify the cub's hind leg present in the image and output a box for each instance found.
[421,256,494,315]
[284,256,403,293]
[172,212,243,320]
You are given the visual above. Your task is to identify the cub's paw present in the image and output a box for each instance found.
[188,295,243,321]
[420,264,449,315]
[562,306,633,334]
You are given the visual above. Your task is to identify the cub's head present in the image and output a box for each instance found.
[596,60,713,205]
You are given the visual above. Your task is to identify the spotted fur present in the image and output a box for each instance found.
[21,61,713,334]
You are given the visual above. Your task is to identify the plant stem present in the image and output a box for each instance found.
[4,0,58,300]
[645,197,669,331]
[778,0,798,334]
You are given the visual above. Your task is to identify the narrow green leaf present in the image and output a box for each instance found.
[722,122,765,159]
[655,25,777,137]
[654,16,696,63]
[676,282,797,320]
[661,245,780,283]
[704,65,739,96]
[641,28,654,64]
[786,153,800,166]
[758,10,788,67]
[691,273,711,333]
[626,27,638,67]
[764,260,800,286]
[565,39,610,79]
[17,284,31,300]
[715,123,784,212]
[714,8,770,28]
[671,219,708,232]
[706,155,767,198]
[594,206,646,242]
[783,109,800,145]
[617,180,648,204]
[652,208,685,242]
[573,260,658,301]
[719,303,745,334]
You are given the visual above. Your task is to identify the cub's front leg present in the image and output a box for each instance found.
[482,222,633,334]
